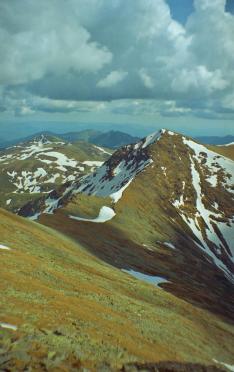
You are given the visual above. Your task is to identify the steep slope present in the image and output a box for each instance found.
[35,130,234,321]
[0,208,234,370]
[0,134,112,213]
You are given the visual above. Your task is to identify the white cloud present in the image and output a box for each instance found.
[97,70,128,88]
[139,69,154,89]
[172,66,228,94]
[0,1,112,85]
[0,0,233,121]
[194,0,226,11]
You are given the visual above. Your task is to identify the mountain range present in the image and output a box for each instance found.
[0,129,140,150]
[0,129,234,370]
[1,128,234,150]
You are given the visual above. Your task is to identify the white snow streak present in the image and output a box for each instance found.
[69,206,116,223]
[0,244,11,250]
[0,322,17,331]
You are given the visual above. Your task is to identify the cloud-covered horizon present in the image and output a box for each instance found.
[0,0,234,125]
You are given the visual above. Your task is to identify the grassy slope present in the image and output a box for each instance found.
[40,133,234,322]
[1,208,234,370]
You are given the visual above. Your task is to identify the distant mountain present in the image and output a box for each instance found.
[0,129,139,150]
[0,134,112,213]
[91,130,140,148]
[0,131,58,149]
[21,129,234,321]
[196,135,234,145]
[57,129,139,148]
[58,129,102,143]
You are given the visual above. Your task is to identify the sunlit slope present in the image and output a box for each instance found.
[40,130,234,322]
[1,208,234,370]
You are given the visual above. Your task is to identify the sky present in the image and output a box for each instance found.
[0,0,234,138]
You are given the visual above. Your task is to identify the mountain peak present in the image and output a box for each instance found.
[17,129,234,285]
[139,128,179,150]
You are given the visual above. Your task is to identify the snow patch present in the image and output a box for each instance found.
[213,359,234,372]
[0,244,11,250]
[163,242,176,250]
[122,269,169,288]
[0,322,17,331]
[94,145,112,155]
[83,161,104,167]
[110,178,133,203]
[69,206,116,223]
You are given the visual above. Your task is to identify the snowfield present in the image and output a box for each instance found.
[69,206,116,223]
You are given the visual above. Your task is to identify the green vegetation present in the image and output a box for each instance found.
[1,208,234,370]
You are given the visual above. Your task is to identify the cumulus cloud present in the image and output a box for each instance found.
[97,70,128,88]
[139,69,154,89]
[0,0,233,121]
[172,66,228,94]
[0,0,112,85]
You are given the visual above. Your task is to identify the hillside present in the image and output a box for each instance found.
[0,134,112,213]
[25,130,234,322]
[0,208,234,370]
